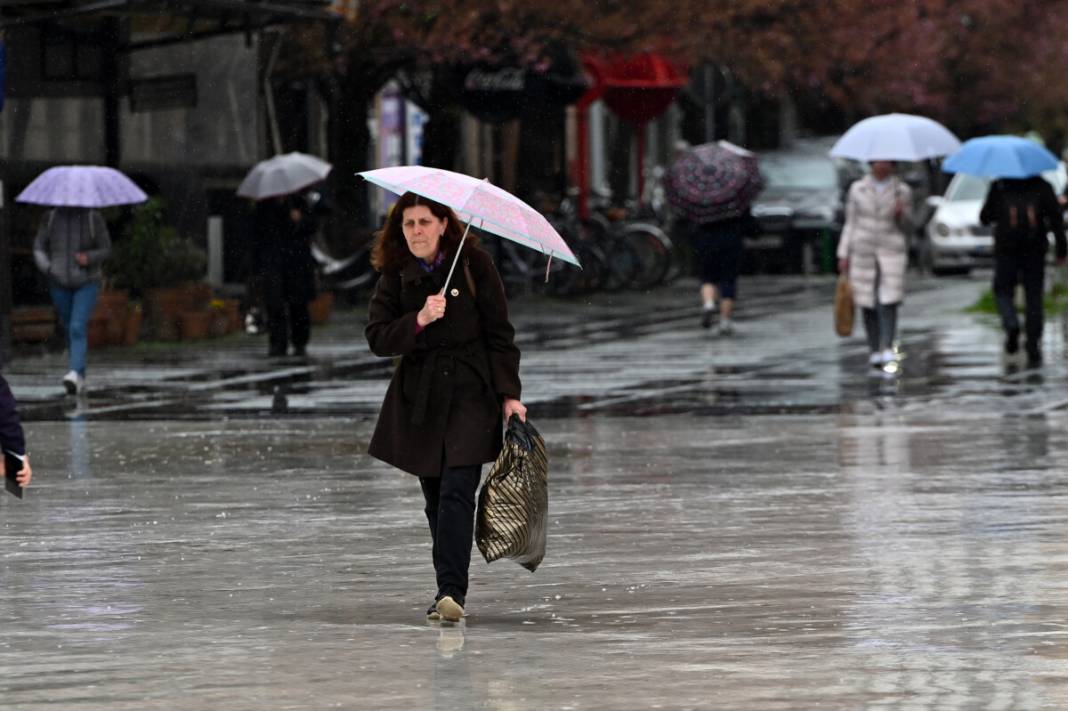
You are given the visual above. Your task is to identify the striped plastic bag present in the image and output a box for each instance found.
[475,416,548,572]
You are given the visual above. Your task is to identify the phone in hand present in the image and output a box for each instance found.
[4,451,25,499]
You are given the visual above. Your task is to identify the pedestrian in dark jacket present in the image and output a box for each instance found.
[691,209,760,334]
[33,207,112,394]
[253,196,317,357]
[0,375,32,490]
[980,176,1067,366]
[365,191,525,623]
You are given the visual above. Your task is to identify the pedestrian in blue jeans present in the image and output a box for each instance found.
[33,207,112,395]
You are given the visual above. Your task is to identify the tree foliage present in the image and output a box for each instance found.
[280,0,1068,235]
[678,0,1068,140]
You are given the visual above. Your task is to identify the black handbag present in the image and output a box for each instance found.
[475,415,548,572]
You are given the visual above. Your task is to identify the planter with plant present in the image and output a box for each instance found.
[90,287,130,348]
[105,198,208,340]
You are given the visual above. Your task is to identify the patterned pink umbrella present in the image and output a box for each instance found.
[359,166,580,290]
[16,166,148,208]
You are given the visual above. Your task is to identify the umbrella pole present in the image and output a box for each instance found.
[439,218,476,296]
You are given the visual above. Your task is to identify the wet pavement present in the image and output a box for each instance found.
[4,275,1068,709]
[6,274,1068,421]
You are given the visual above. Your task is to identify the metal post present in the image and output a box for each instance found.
[577,106,589,221]
[263,32,283,155]
[102,18,122,166]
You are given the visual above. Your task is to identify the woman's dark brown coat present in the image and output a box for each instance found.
[365,244,521,478]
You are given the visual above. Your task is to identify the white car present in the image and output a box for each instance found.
[923,163,1067,275]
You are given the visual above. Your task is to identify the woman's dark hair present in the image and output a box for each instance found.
[370,192,477,272]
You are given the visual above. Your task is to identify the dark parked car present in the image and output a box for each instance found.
[748,146,844,273]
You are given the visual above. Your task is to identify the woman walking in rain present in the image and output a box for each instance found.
[365,191,525,623]
[837,161,912,373]
[692,208,759,334]
[33,207,112,394]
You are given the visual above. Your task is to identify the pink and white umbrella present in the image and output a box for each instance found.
[359,166,581,290]
[16,166,147,208]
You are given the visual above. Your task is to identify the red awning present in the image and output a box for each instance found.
[599,52,688,124]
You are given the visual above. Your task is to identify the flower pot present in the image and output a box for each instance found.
[183,283,212,312]
[308,291,335,325]
[123,307,143,346]
[179,310,212,340]
[93,289,129,346]
[145,287,186,341]
[10,305,55,344]
[88,317,109,348]
[209,312,230,338]
[222,299,242,333]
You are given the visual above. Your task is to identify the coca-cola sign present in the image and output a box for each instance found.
[463,67,526,93]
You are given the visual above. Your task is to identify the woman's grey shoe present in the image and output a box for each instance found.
[435,596,464,622]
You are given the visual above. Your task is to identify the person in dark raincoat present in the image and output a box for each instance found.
[980,176,1067,367]
[365,191,525,623]
[0,374,32,490]
[253,195,317,357]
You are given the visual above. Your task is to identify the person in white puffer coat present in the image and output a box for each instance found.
[836,161,913,372]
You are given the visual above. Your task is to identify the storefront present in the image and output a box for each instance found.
[0,1,337,357]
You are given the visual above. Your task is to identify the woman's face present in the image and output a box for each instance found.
[871,161,895,179]
[401,205,446,261]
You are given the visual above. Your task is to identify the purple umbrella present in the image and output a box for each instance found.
[666,142,764,223]
[16,166,148,208]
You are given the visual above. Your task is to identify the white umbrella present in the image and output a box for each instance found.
[237,152,332,200]
[830,113,961,162]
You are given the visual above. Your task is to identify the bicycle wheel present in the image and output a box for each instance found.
[623,222,673,290]
[572,241,609,295]
[497,240,541,296]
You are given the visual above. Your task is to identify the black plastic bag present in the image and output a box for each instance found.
[475,416,548,572]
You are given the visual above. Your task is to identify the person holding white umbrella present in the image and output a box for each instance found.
[253,195,318,357]
[837,161,913,372]
[830,114,961,373]
[238,153,331,357]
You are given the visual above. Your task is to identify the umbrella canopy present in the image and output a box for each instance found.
[942,135,1059,179]
[830,113,961,162]
[359,166,580,267]
[237,152,332,200]
[16,166,147,208]
[665,142,764,224]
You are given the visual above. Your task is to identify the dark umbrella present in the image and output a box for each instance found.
[666,142,764,223]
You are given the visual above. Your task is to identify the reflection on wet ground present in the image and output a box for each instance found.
[8,275,1068,708]
[9,275,1068,422]
[4,413,1068,709]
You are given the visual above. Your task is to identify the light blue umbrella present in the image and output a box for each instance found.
[943,135,1058,179]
